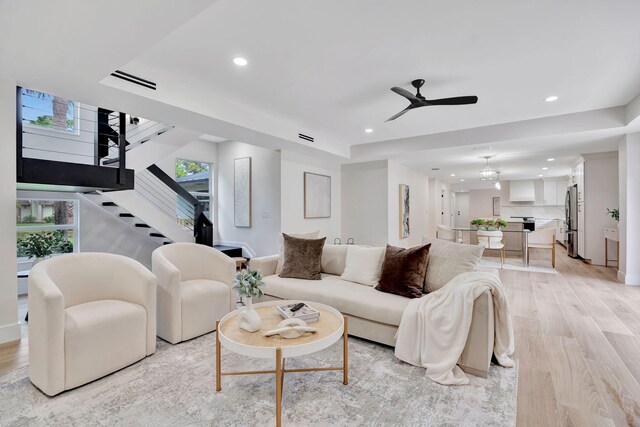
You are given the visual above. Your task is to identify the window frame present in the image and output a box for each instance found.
[21,88,81,136]
[175,158,214,223]
[16,198,80,262]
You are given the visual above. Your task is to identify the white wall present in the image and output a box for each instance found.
[341,161,388,246]
[584,152,618,265]
[218,141,281,257]
[427,179,451,238]
[281,150,341,243]
[454,192,470,227]
[619,134,640,284]
[468,189,501,219]
[0,78,20,344]
[387,161,429,248]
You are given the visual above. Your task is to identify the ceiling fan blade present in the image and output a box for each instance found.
[425,96,478,106]
[385,106,416,122]
[391,86,420,103]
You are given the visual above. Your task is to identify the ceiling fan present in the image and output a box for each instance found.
[386,79,478,122]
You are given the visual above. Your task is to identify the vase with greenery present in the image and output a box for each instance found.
[17,231,72,265]
[471,218,508,230]
[233,269,265,332]
[607,208,619,228]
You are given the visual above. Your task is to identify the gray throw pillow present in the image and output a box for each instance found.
[279,234,327,280]
[422,237,484,293]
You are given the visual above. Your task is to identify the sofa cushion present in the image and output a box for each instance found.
[181,279,230,341]
[376,244,431,298]
[275,230,319,274]
[422,238,484,293]
[65,299,146,389]
[262,274,411,325]
[321,244,349,275]
[280,234,326,280]
[340,246,385,286]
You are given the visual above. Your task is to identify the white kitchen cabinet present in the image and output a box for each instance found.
[544,179,569,205]
[556,220,566,245]
[557,181,568,205]
[543,181,557,205]
[510,179,535,202]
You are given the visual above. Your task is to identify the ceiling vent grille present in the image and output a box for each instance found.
[298,133,314,143]
[110,70,156,90]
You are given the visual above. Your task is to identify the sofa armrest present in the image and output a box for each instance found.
[152,249,182,344]
[113,257,157,355]
[458,289,494,378]
[28,266,66,396]
[249,255,279,277]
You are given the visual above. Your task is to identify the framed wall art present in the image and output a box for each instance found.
[234,157,252,227]
[304,172,331,218]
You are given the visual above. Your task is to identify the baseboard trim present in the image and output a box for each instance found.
[215,241,256,259]
[0,322,21,345]
[618,270,640,285]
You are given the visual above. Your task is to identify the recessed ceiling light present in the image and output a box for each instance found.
[233,57,248,66]
[547,158,555,162]
[460,179,465,182]
[538,174,544,177]
[542,167,549,170]
[545,95,558,102]
[365,128,373,133]
[450,173,456,177]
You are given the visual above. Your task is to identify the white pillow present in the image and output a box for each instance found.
[422,237,484,293]
[275,230,320,274]
[340,246,385,287]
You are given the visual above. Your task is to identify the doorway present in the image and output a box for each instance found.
[455,192,470,228]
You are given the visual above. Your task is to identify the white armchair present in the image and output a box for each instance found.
[152,243,235,344]
[28,253,157,396]
[527,229,556,268]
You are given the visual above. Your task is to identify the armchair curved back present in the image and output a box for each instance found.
[477,230,504,249]
[32,252,156,309]
[436,225,456,241]
[154,243,235,284]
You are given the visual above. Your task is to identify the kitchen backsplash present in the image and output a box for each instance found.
[500,205,564,220]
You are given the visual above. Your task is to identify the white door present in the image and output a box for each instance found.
[455,193,470,228]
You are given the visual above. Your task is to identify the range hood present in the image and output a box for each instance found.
[509,179,535,202]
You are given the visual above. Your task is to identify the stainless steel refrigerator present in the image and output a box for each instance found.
[566,184,579,258]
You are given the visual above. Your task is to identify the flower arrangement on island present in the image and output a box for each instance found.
[471,218,508,230]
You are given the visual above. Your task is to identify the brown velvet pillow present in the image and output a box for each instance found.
[279,234,327,280]
[375,244,431,298]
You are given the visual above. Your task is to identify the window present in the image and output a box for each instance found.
[21,88,78,133]
[175,159,213,221]
[17,199,78,259]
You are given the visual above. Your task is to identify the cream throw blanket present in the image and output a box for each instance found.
[395,271,515,385]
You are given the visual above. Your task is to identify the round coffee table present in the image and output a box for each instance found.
[216,300,348,427]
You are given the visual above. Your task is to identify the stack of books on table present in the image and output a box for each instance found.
[276,303,320,323]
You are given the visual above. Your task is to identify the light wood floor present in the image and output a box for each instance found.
[2,247,640,426]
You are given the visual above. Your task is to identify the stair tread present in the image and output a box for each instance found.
[150,233,165,238]
[102,202,118,207]
[135,223,151,228]
[119,213,134,217]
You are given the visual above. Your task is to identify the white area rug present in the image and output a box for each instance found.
[480,256,558,274]
[0,334,517,426]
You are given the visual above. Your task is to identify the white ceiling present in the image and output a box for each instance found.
[125,0,640,144]
[2,0,640,190]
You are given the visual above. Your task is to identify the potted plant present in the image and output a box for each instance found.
[232,269,265,332]
[17,231,71,266]
[607,208,619,228]
[471,218,485,229]
[484,219,497,230]
[495,218,508,229]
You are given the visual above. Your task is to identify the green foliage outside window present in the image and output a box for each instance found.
[175,159,209,178]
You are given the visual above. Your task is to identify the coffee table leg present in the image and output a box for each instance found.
[275,347,282,427]
[216,320,221,392]
[343,316,349,385]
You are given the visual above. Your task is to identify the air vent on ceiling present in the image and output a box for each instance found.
[110,70,156,90]
[298,133,314,143]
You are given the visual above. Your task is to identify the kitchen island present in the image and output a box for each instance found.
[452,221,530,266]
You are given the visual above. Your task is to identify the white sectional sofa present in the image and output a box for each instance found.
[250,244,496,378]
